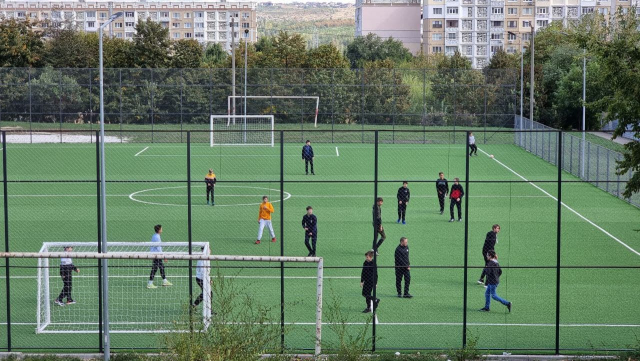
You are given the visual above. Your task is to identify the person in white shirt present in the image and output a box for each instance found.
[148,224,172,289]
[55,246,80,306]
[193,246,212,307]
[469,132,478,156]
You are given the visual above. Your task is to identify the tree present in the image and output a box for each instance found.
[583,8,640,198]
[44,29,98,68]
[272,31,307,68]
[132,18,170,68]
[202,43,228,68]
[171,39,203,68]
[345,33,413,69]
[486,48,519,70]
[103,37,135,68]
[304,43,349,69]
[0,18,45,67]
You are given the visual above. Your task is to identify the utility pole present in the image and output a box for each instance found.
[231,17,237,121]
[529,25,535,128]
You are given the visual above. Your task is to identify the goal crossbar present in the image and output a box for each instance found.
[2,251,324,356]
[227,96,320,127]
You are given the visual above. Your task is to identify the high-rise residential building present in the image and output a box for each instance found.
[355,0,423,54]
[0,0,257,49]
[423,0,640,68]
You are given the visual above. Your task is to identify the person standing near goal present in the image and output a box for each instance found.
[193,246,212,308]
[436,172,449,215]
[148,224,172,289]
[302,206,318,256]
[302,140,315,175]
[479,250,512,312]
[372,197,386,254]
[55,246,79,306]
[205,169,217,206]
[396,181,410,225]
[478,224,500,285]
[449,178,464,222]
[469,132,478,156]
[360,250,379,313]
[256,196,276,245]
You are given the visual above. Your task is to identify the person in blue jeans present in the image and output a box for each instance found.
[479,250,512,313]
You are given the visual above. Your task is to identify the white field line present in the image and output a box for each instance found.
[480,148,640,257]
[4,322,640,328]
[139,154,335,158]
[335,146,339,157]
[0,194,549,199]
[134,146,149,156]
[1,275,359,280]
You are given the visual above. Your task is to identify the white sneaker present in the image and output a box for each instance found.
[162,279,173,286]
[55,300,65,307]
[147,283,157,289]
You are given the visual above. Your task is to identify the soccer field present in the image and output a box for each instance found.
[0,132,639,353]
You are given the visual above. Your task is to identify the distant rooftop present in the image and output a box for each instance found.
[356,0,420,5]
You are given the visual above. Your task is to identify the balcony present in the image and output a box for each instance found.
[445,38,459,45]
[536,13,549,18]
[490,0,505,5]
[446,26,459,32]
[490,13,504,19]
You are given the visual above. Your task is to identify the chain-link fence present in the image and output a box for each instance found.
[515,115,639,208]
[0,129,638,355]
[0,67,518,139]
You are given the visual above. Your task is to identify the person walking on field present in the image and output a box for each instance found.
[148,224,172,289]
[55,246,80,306]
[478,224,501,285]
[302,206,318,256]
[479,250,512,313]
[397,181,410,225]
[372,197,386,254]
[205,168,217,206]
[302,140,315,175]
[449,178,464,222]
[256,196,276,245]
[394,237,412,298]
[469,132,478,156]
[436,172,449,215]
[360,250,379,313]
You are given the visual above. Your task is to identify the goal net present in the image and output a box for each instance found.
[209,115,275,147]
[36,242,211,334]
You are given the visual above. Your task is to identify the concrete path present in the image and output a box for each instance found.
[589,131,635,145]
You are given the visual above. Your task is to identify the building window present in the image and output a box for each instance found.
[522,7,532,15]
[173,12,180,18]
[184,22,191,28]
[447,7,459,14]
[537,7,548,14]
[161,12,169,17]
[195,22,204,28]
[86,11,96,17]
[173,32,180,38]
[523,20,531,27]
[243,12,249,18]
[161,22,169,28]
[433,20,443,28]
[446,20,459,27]
[492,7,503,14]
[447,32,456,39]
[432,46,443,53]
[581,7,594,14]
[87,21,95,27]
[185,32,192,38]
[433,8,443,14]
[492,21,503,27]
[172,22,180,28]
[100,12,107,19]
[523,33,531,40]
[195,32,204,38]
[445,46,457,55]
[125,32,134,38]
[116,33,123,38]
[114,22,123,28]
[185,13,191,18]
[491,33,503,39]
[242,22,249,28]
[508,7,517,14]
[125,11,134,17]
[508,20,517,27]
[195,11,204,17]
[432,33,442,40]
[537,20,548,27]
[491,45,503,54]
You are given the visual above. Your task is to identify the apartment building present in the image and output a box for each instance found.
[0,0,257,49]
[423,0,640,68]
[355,0,423,54]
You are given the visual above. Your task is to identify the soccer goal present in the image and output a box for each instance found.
[227,96,320,127]
[36,242,212,334]
[209,114,274,147]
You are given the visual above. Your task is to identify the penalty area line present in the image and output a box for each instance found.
[480,148,640,257]
[134,146,149,157]
[336,146,339,157]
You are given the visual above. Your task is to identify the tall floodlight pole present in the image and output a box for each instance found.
[509,31,525,145]
[581,47,586,178]
[530,25,535,129]
[231,18,237,122]
[244,29,249,143]
[99,11,122,361]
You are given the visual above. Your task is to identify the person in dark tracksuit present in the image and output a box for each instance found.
[302,140,315,175]
[360,250,379,313]
[478,224,501,285]
[205,169,217,205]
[396,182,410,225]
[394,237,412,298]
[436,172,449,215]
[372,197,386,253]
[302,206,318,256]
[449,178,464,222]
[479,250,511,312]
[55,246,80,306]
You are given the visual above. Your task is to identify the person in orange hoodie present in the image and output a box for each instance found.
[256,196,276,245]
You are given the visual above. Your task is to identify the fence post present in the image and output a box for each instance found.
[28,69,33,144]
[423,69,427,144]
[616,154,621,199]
[372,130,379,352]
[3,131,11,351]
[187,132,193,325]
[586,142,590,182]
[596,147,600,189]
[606,149,610,193]
[96,131,103,353]
[555,130,563,355]
[119,69,123,143]
[361,69,365,143]
[462,130,470,348]
[280,130,285,353]
[59,70,63,143]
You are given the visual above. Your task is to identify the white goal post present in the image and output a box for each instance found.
[2,248,325,356]
[210,114,275,147]
[227,96,320,128]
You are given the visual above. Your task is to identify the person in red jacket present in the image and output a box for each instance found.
[449,178,464,222]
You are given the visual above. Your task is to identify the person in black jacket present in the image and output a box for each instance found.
[396,182,410,225]
[394,237,412,298]
[478,224,500,285]
[479,250,511,312]
[360,250,379,313]
[302,140,315,175]
[449,178,464,222]
[55,246,80,306]
[302,206,318,256]
[436,172,449,215]
[372,198,386,253]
